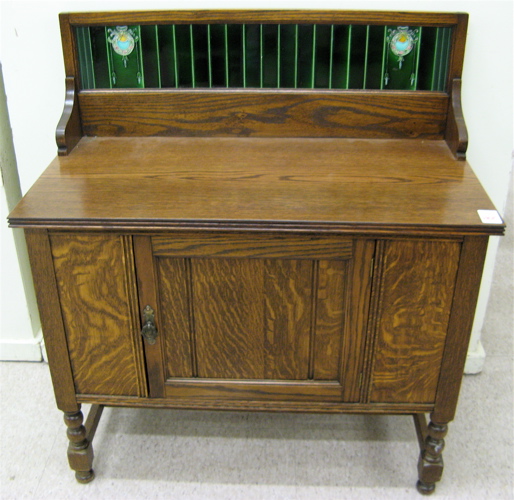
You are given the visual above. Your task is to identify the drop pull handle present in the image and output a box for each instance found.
[141,305,158,345]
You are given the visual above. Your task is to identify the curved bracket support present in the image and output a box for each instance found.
[56,76,82,156]
[445,78,468,161]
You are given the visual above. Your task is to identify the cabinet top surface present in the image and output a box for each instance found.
[9,136,503,235]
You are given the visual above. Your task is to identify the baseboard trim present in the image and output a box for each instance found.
[464,340,486,374]
[0,331,43,361]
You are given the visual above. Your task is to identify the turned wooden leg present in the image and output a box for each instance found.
[63,404,103,483]
[414,414,448,495]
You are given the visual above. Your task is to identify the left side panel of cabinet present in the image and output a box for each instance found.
[25,230,148,402]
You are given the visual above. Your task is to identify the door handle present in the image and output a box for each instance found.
[141,305,158,345]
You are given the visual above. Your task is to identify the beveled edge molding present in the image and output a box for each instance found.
[7,219,506,237]
[56,76,82,156]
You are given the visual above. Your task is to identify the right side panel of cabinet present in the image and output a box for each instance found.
[367,239,461,405]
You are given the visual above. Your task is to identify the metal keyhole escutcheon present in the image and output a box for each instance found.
[141,305,158,344]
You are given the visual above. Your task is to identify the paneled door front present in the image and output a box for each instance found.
[134,233,375,402]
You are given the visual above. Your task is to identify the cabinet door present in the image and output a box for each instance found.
[134,234,375,402]
[49,233,147,397]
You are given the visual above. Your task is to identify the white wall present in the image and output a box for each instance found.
[0,64,42,360]
[0,191,43,360]
[0,0,512,366]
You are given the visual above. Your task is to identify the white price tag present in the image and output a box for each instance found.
[477,210,503,224]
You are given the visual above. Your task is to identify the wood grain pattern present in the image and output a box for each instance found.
[154,236,354,389]
[164,379,342,401]
[432,236,489,422]
[121,236,148,397]
[78,90,448,140]
[59,13,78,78]
[447,13,469,84]
[312,260,347,380]
[152,233,353,260]
[8,137,503,236]
[157,258,194,378]
[24,229,78,412]
[192,258,312,379]
[65,10,462,26]
[133,236,166,397]
[360,240,386,403]
[340,239,376,401]
[369,240,461,404]
[77,393,434,414]
[50,233,142,396]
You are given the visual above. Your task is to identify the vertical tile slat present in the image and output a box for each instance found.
[86,27,96,89]
[433,27,452,91]
[380,26,388,89]
[155,26,162,88]
[277,25,281,88]
[346,25,352,89]
[313,25,332,88]
[89,27,110,89]
[207,25,213,88]
[104,27,114,88]
[294,24,299,88]
[328,25,335,89]
[76,27,95,89]
[242,24,247,88]
[413,27,423,90]
[440,27,452,91]
[75,21,453,92]
[311,25,317,88]
[156,25,177,88]
[363,26,370,89]
[437,28,450,90]
[261,25,279,88]
[244,24,260,87]
[175,24,194,87]
[189,25,196,88]
[172,25,179,88]
[278,24,296,88]
[431,27,441,91]
[260,24,264,88]
[224,24,229,87]
[136,26,145,88]
[297,25,314,88]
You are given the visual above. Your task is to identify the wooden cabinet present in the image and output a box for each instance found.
[47,232,463,408]
[9,9,505,495]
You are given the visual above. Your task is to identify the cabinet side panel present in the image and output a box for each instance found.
[433,235,489,422]
[24,229,78,412]
[369,240,460,404]
[50,233,142,396]
[157,258,194,378]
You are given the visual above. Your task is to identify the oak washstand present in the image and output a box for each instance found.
[8,10,505,494]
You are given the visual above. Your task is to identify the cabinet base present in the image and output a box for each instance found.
[62,406,448,493]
